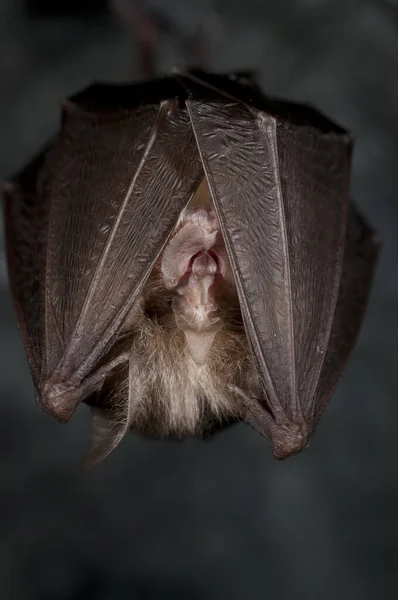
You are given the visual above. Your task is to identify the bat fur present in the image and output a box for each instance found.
[103,178,256,438]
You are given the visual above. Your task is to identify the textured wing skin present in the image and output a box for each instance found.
[45,86,201,380]
[4,78,203,421]
[273,118,351,422]
[3,143,55,391]
[184,72,355,457]
[313,204,380,425]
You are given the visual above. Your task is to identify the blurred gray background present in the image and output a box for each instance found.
[0,1,397,599]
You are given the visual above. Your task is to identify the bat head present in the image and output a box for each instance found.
[160,184,236,366]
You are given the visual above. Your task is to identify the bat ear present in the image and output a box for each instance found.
[80,406,129,469]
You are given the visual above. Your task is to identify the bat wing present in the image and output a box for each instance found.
[313,203,380,426]
[4,143,55,392]
[183,71,378,458]
[4,78,203,422]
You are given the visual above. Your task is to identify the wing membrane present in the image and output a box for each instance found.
[5,81,203,416]
[45,89,202,383]
[185,73,352,448]
[3,143,55,389]
[313,204,380,423]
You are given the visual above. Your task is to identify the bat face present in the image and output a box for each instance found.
[3,70,380,467]
[162,178,237,366]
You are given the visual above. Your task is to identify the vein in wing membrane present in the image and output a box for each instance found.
[313,204,380,422]
[186,86,352,423]
[43,95,202,380]
[186,98,296,420]
[3,146,53,385]
[275,120,352,417]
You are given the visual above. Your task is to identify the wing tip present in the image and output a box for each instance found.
[269,418,312,460]
[37,380,81,423]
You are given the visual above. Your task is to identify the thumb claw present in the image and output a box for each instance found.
[81,406,129,469]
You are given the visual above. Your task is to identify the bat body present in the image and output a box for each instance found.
[104,177,251,439]
[3,70,380,467]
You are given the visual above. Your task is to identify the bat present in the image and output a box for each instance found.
[3,69,380,467]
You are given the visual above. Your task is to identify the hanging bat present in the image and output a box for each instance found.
[3,69,380,467]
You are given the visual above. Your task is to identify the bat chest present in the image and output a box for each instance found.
[131,327,242,437]
[124,308,251,438]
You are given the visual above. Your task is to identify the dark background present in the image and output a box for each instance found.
[0,1,397,598]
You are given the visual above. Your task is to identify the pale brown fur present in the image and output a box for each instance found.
[106,260,254,438]
[101,179,256,438]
